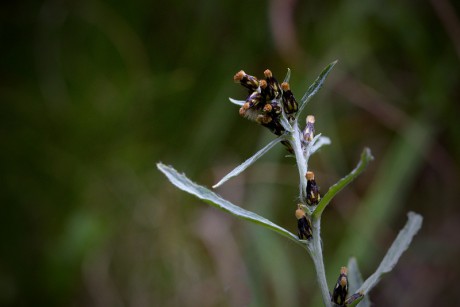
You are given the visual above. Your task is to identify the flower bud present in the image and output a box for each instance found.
[263,69,281,99]
[281,82,298,115]
[263,103,272,113]
[256,114,273,125]
[306,171,321,205]
[295,204,312,240]
[233,70,259,92]
[303,115,315,142]
[245,91,263,109]
[331,267,349,306]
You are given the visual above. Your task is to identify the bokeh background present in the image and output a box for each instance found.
[2,0,460,306]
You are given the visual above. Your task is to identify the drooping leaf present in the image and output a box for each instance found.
[312,148,373,219]
[357,212,423,295]
[212,134,286,188]
[157,163,305,248]
[296,60,338,118]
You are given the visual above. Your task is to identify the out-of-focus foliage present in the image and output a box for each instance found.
[1,0,459,306]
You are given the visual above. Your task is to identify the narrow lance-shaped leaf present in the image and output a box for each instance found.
[312,148,373,219]
[212,134,286,188]
[157,163,305,248]
[283,68,291,83]
[357,212,423,295]
[309,134,332,155]
[296,60,338,118]
[310,136,331,154]
[347,258,371,307]
[229,97,245,106]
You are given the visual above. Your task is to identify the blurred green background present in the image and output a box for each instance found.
[1,0,459,306]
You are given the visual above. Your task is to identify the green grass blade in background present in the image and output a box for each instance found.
[358,212,423,295]
[157,163,303,247]
[312,148,374,219]
[212,134,285,188]
[296,60,338,118]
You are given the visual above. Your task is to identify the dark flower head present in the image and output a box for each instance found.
[332,267,349,306]
[234,70,259,92]
[295,204,312,240]
[306,171,321,206]
[281,82,298,115]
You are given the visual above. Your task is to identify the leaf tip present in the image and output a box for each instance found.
[283,68,292,83]
[407,211,423,227]
[362,147,374,162]
[348,256,358,265]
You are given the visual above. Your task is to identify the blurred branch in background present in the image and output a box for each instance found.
[332,70,458,186]
[269,0,305,65]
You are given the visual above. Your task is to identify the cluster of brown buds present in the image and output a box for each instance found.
[234,69,299,136]
[331,267,349,306]
[233,69,321,241]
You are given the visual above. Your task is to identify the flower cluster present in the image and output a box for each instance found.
[233,69,319,156]
[234,69,298,135]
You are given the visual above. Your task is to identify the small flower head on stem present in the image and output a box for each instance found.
[303,115,315,144]
[263,69,281,99]
[306,171,321,206]
[234,70,259,92]
[295,204,313,240]
[281,82,298,116]
[332,266,349,306]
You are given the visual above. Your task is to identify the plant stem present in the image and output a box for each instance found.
[290,119,330,306]
[311,217,332,307]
